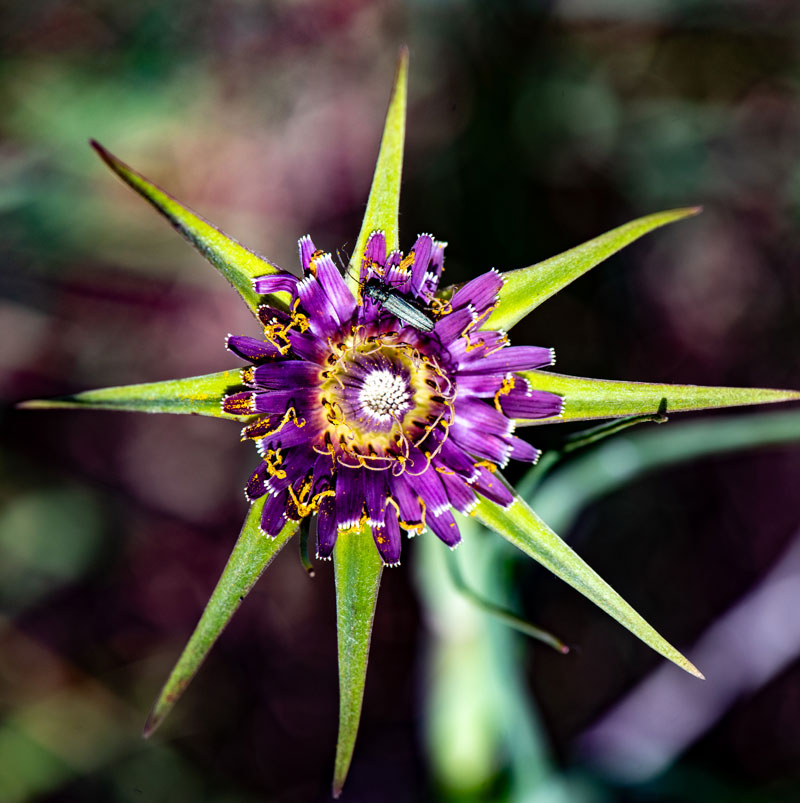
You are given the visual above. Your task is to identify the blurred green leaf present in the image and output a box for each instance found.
[516,371,800,425]
[346,48,408,294]
[474,492,703,678]
[482,207,700,332]
[91,141,286,314]
[20,369,250,421]
[527,407,800,535]
[144,499,297,737]
[415,521,511,795]
[332,529,383,798]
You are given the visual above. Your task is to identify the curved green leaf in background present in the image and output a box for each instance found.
[526,406,800,536]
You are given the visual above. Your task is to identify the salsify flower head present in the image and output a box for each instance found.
[20,49,800,796]
[225,230,561,564]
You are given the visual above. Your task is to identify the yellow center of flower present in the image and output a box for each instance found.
[314,330,455,472]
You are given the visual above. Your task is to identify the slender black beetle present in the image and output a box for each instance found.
[361,277,436,333]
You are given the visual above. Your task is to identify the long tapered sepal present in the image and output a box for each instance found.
[90,141,286,314]
[332,528,384,797]
[515,371,800,426]
[144,499,297,737]
[346,47,409,295]
[19,369,252,421]
[481,207,701,333]
[473,491,703,679]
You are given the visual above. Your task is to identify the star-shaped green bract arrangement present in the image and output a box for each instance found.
[22,49,800,796]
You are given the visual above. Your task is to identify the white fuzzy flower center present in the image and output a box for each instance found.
[359,369,412,422]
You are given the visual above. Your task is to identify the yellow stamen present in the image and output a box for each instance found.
[493,376,515,413]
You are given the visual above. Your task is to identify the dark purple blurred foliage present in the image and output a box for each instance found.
[2,1,800,801]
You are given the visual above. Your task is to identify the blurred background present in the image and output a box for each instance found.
[3,0,800,800]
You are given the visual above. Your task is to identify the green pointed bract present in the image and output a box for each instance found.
[19,369,252,421]
[482,207,701,333]
[90,140,286,314]
[473,492,703,679]
[346,47,408,295]
[143,498,297,737]
[514,371,800,425]
[332,528,384,798]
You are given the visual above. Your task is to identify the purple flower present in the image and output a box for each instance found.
[20,50,800,797]
[224,231,562,565]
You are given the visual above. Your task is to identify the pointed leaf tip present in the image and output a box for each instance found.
[516,371,800,426]
[347,49,409,294]
[19,369,251,420]
[473,492,701,678]
[89,140,285,314]
[483,206,702,332]
[143,502,296,737]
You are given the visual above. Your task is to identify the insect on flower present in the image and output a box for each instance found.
[357,243,438,333]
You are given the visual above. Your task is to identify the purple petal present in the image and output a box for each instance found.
[436,440,480,482]
[383,249,411,294]
[253,272,300,296]
[261,490,289,537]
[455,373,506,398]
[257,304,291,329]
[499,385,564,420]
[296,275,339,338]
[403,443,429,476]
[372,509,401,565]
[388,474,423,529]
[459,346,555,374]
[472,466,513,508]
[240,417,275,441]
[409,234,434,296]
[433,307,475,344]
[427,508,461,547]
[298,234,317,272]
[258,417,313,451]
[335,468,363,531]
[450,269,503,313]
[449,330,508,362]
[252,360,319,389]
[449,420,513,466]
[385,268,411,295]
[453,398,514,437]
[421,240,446,298]
[316,494,338,558]
[362,231,387,280]
[439,470,477,514]
[314,253,356,322]
[503,435,540,464]
[251,389,310,415]
[413,465,450,517]
[226,335,282,362]
[245,462,269,501]
[311,453,334,495]
[363,471,387,527]
[221,391,255,416]
[262,446,311,495]
[286,328,329,363]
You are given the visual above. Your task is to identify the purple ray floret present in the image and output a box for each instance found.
[223,232,563,564]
